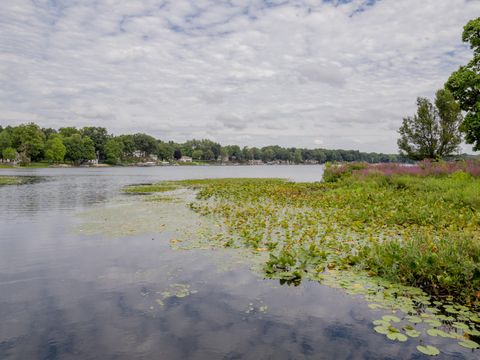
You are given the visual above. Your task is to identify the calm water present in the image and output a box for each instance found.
[0,166,474,359]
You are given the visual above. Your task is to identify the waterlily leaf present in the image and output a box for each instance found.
[417,345,440,356]
[374,326,390,335]
[387,332,408,342]
[458,339,480,349]
[465,328,480,336]
[405,329,421,338]
[373,319,390,327]
[368,303,384,310]
[453,322,470,331]
[424,319,442,327]
[406,315,422,324]
[427,328,452,338]
[382,315,401,323]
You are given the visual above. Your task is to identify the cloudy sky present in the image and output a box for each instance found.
[0,0,479,153]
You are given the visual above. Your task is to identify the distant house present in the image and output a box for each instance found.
[133,150,145,158]
[178,156,193,163]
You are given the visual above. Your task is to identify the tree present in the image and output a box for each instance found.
[63,134,96,164]
[104,137,124,165]
[132,133,157,156]
[445,17,480,150]
[81,127,108,159]
[192,149,203,160]
[11,123,45,161]
[398,89,462,160]
[157,142,174,161]
[44,136,66,163]
[0,130,12,154]
[2,147,17,161]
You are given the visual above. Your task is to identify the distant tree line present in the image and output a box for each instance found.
[0,122,406,165]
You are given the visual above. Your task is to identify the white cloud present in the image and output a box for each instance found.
[0,0,478,153]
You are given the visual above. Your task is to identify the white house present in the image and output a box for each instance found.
[178,156,193,163]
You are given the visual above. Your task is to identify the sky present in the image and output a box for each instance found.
[0,0,479,153]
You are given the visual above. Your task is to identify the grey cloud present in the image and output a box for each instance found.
[216,114,247,130]
[296,63,347,87]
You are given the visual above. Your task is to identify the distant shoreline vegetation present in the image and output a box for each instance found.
[0,122,417,167]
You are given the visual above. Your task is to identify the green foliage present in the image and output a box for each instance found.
[0,130,12,154]
[445,17,480,150]
[80,127,108,159]
[44,136,66,163]
[2,147,17,161]
[104,137,124,165]
[63,134,96,164]
[11,123,46,162]
[398,90,462,160]
[0,122,410,164]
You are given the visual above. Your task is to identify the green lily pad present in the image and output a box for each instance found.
[405,329,421,338]
[458,339,480,349]
[424,319,442,327]
[453,322,470,331]
[374,326,390,335]
[406,315,422,324]
[427,328,453,338]
[373,319,390,327]
[417,345,440,356]
[387,332,408,342]
[382,315,401,323]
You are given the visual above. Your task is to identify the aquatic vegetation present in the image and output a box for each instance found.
[124,174,480,356]
[155,283,198,309]
[0,176,24,186]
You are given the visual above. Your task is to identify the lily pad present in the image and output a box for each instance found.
[405,329,421,338]
[382,315,401,323]
[458,339,480,349]
[417,345,440,356]
[374,326,390,335]
[387,332,408,342]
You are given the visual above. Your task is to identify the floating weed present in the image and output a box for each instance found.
[155,283,197,309]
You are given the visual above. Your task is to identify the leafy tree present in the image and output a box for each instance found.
[81,127,108,159]
[118,135,135,156]
[44,136,66,163]
[63,134,96,164]
[0,130,12,154]
[398,89,462,160]
[2,147,17,161]
[42,128,57,139]
[104,137,124,165]
[173,149,182,160]
[11,123,46,161]
[157,142,174,161]
[445,17,480,150]
[59,127,80,138]
[132,133,157,156]
[192,149,203,160]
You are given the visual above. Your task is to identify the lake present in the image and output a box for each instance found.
[0,166,473,359]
